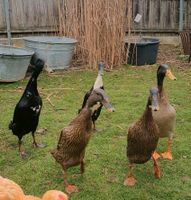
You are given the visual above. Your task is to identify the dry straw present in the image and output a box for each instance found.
[57,0,129,69]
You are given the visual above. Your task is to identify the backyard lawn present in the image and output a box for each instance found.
[0,64,191,199]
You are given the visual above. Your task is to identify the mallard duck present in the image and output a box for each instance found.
[78,61,104,131]
[9,59,45,157]
[152,64,176,160]
[124,88,160,187]
[51,88,114,194]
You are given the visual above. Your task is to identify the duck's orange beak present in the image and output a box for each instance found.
[152,106,160,111]
[166,69,177,80]
[149,105,160,111]
[107,107,115,112]
[102,98,115,112]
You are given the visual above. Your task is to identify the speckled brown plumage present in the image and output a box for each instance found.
[127,100,159,164]
[124,88,161,187]
[51,88,114,194]
[51,107,92,169]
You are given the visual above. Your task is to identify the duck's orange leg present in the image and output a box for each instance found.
[152,151,161,160]
[63,170,79,194]
[161,139,173,160]
[123,164,136,186]
[152,155,161,179]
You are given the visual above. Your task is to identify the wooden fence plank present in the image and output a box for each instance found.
[0,0,190,35]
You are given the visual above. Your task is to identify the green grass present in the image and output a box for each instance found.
[0,65,191,200]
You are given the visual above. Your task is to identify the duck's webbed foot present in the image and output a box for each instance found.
[124,175,136,186]
[63,169,79,194]
[161,151,173,160]
[32,132,45,148]
[18,139,27,158]
[20,151,28,158]
[65,184,79,194]
[33,142,46,148]
[123,164,136,186]
[152,151,161,160]
[161,139,173,160]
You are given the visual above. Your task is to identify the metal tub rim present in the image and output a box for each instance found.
[125,37,160,46]
[23,36,77,45]
[0,44,34,57]
[0,45,34,82]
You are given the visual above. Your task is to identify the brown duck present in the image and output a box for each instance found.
[152,64,176,160]
[124,88,160,187]
[51,88,114,194]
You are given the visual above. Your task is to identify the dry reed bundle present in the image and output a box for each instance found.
[57,0,129,69]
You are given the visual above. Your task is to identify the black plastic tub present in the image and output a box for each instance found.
[126,38,160,66]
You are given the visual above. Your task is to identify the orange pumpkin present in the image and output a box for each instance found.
[42,190,68,200]
[24,195,41,200]
[0,176,25,200]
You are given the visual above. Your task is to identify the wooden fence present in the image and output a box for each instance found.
[0,0,58,34]
[0,0,191,35]
[132,0,191,33]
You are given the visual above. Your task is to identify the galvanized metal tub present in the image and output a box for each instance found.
[0,45,34,82]
[23,36,77,70]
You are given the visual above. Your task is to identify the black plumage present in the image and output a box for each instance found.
[9,58,44,157]
[78,62,104,130]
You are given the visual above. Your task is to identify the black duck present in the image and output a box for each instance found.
[9,59,45,157]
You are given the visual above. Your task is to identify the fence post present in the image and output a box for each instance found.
[4,0,12,45]
[179,0,184,32]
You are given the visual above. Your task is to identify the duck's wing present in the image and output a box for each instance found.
[57,125,81,149]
